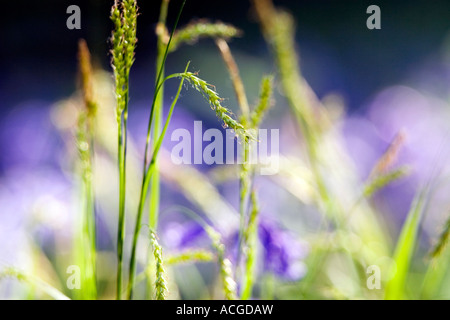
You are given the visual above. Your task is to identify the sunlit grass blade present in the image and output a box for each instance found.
[384,187,429,300]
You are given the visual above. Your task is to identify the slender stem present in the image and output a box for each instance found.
[85,120,97,299]
[149,33,166,232]
[116,113,126,300]
[215,38,255,297]
[241,191,259,299]
[215,38,249,116]
[145,36,165,300]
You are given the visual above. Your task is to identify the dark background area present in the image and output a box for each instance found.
[1,0,450,113]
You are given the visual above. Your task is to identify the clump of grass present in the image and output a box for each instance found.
[128,60,190,299]
[214,37,274,299]
[110,0,138,300]
[126,0,253,298]
[143,2,244,299]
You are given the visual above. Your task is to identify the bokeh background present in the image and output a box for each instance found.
[1,0,450,299]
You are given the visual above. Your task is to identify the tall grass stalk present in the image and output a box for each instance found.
[110,0,138,300]
[252,0,391,299]
[75,39,98,299]
[214,39,251,284]
[126,0,187,299]
[127,62,189,299]
[241,191,260,300]
[148,0,170,238]
[215,39,274,298]
[145,0,170,299]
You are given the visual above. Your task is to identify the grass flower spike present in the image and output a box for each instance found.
[181,72,253,141]
[110,0,138,300]
[150,231,168,300]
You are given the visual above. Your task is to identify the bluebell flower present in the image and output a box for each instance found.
[258,219,308,281]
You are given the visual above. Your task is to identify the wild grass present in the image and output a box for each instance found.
[3,0,450,301]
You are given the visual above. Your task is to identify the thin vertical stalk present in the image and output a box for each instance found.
[215,38,251,281]
[116,117,126,300]
[77,39,97,299]
[149,0,170,236]
[145,1,170,298]
[110,0,138,300]
[241,191,259,299]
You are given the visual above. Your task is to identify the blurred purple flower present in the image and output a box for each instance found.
[163,220,206,250]
[0,102,75,267]
[0,102,63,171]
[258,219,308,281]
[162,213,308,281]
[0,168,75,266]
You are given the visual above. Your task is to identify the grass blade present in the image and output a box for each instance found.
[384,187,429,299]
